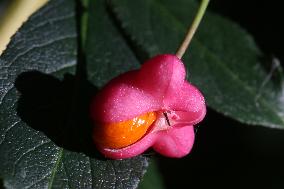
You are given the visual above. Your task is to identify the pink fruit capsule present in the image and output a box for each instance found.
[90,54,206,159]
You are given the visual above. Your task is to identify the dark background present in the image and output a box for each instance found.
[157,0,284,189]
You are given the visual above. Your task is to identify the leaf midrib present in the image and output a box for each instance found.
[48,148,63,189]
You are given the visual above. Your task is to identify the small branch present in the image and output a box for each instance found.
[176,0,210,59]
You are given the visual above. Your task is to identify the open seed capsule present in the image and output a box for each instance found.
[91,54,206,159]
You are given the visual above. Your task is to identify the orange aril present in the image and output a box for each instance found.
[94,112,156,149]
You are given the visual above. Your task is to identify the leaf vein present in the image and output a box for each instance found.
[25,171,50,189]
[13,141,51,175]
[48,148,64,189]
[23,13,75,35]
[7,34,76,68]
[0,120,20,145]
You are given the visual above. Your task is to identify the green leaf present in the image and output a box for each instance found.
[0,0,148,188]
[86,0,140,87]
[109,0,284,129]
[138,159,165,189]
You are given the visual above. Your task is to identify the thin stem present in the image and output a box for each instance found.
[176,0,210,59]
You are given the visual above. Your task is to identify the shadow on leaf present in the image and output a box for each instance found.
[0,178,4,189]
[15,71,104,159]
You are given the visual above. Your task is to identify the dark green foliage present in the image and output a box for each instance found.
[0,0,147,188]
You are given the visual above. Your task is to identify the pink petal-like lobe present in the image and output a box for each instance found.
[91,71,161,123]
[165,82,206,125]
[152,125,195,158]
[136,54,186,101]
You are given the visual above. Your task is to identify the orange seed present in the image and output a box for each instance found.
[94,112,156,149]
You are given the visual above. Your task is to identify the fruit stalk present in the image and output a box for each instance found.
[176,0,210,59]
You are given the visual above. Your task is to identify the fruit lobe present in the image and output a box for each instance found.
[93,111,156,149]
